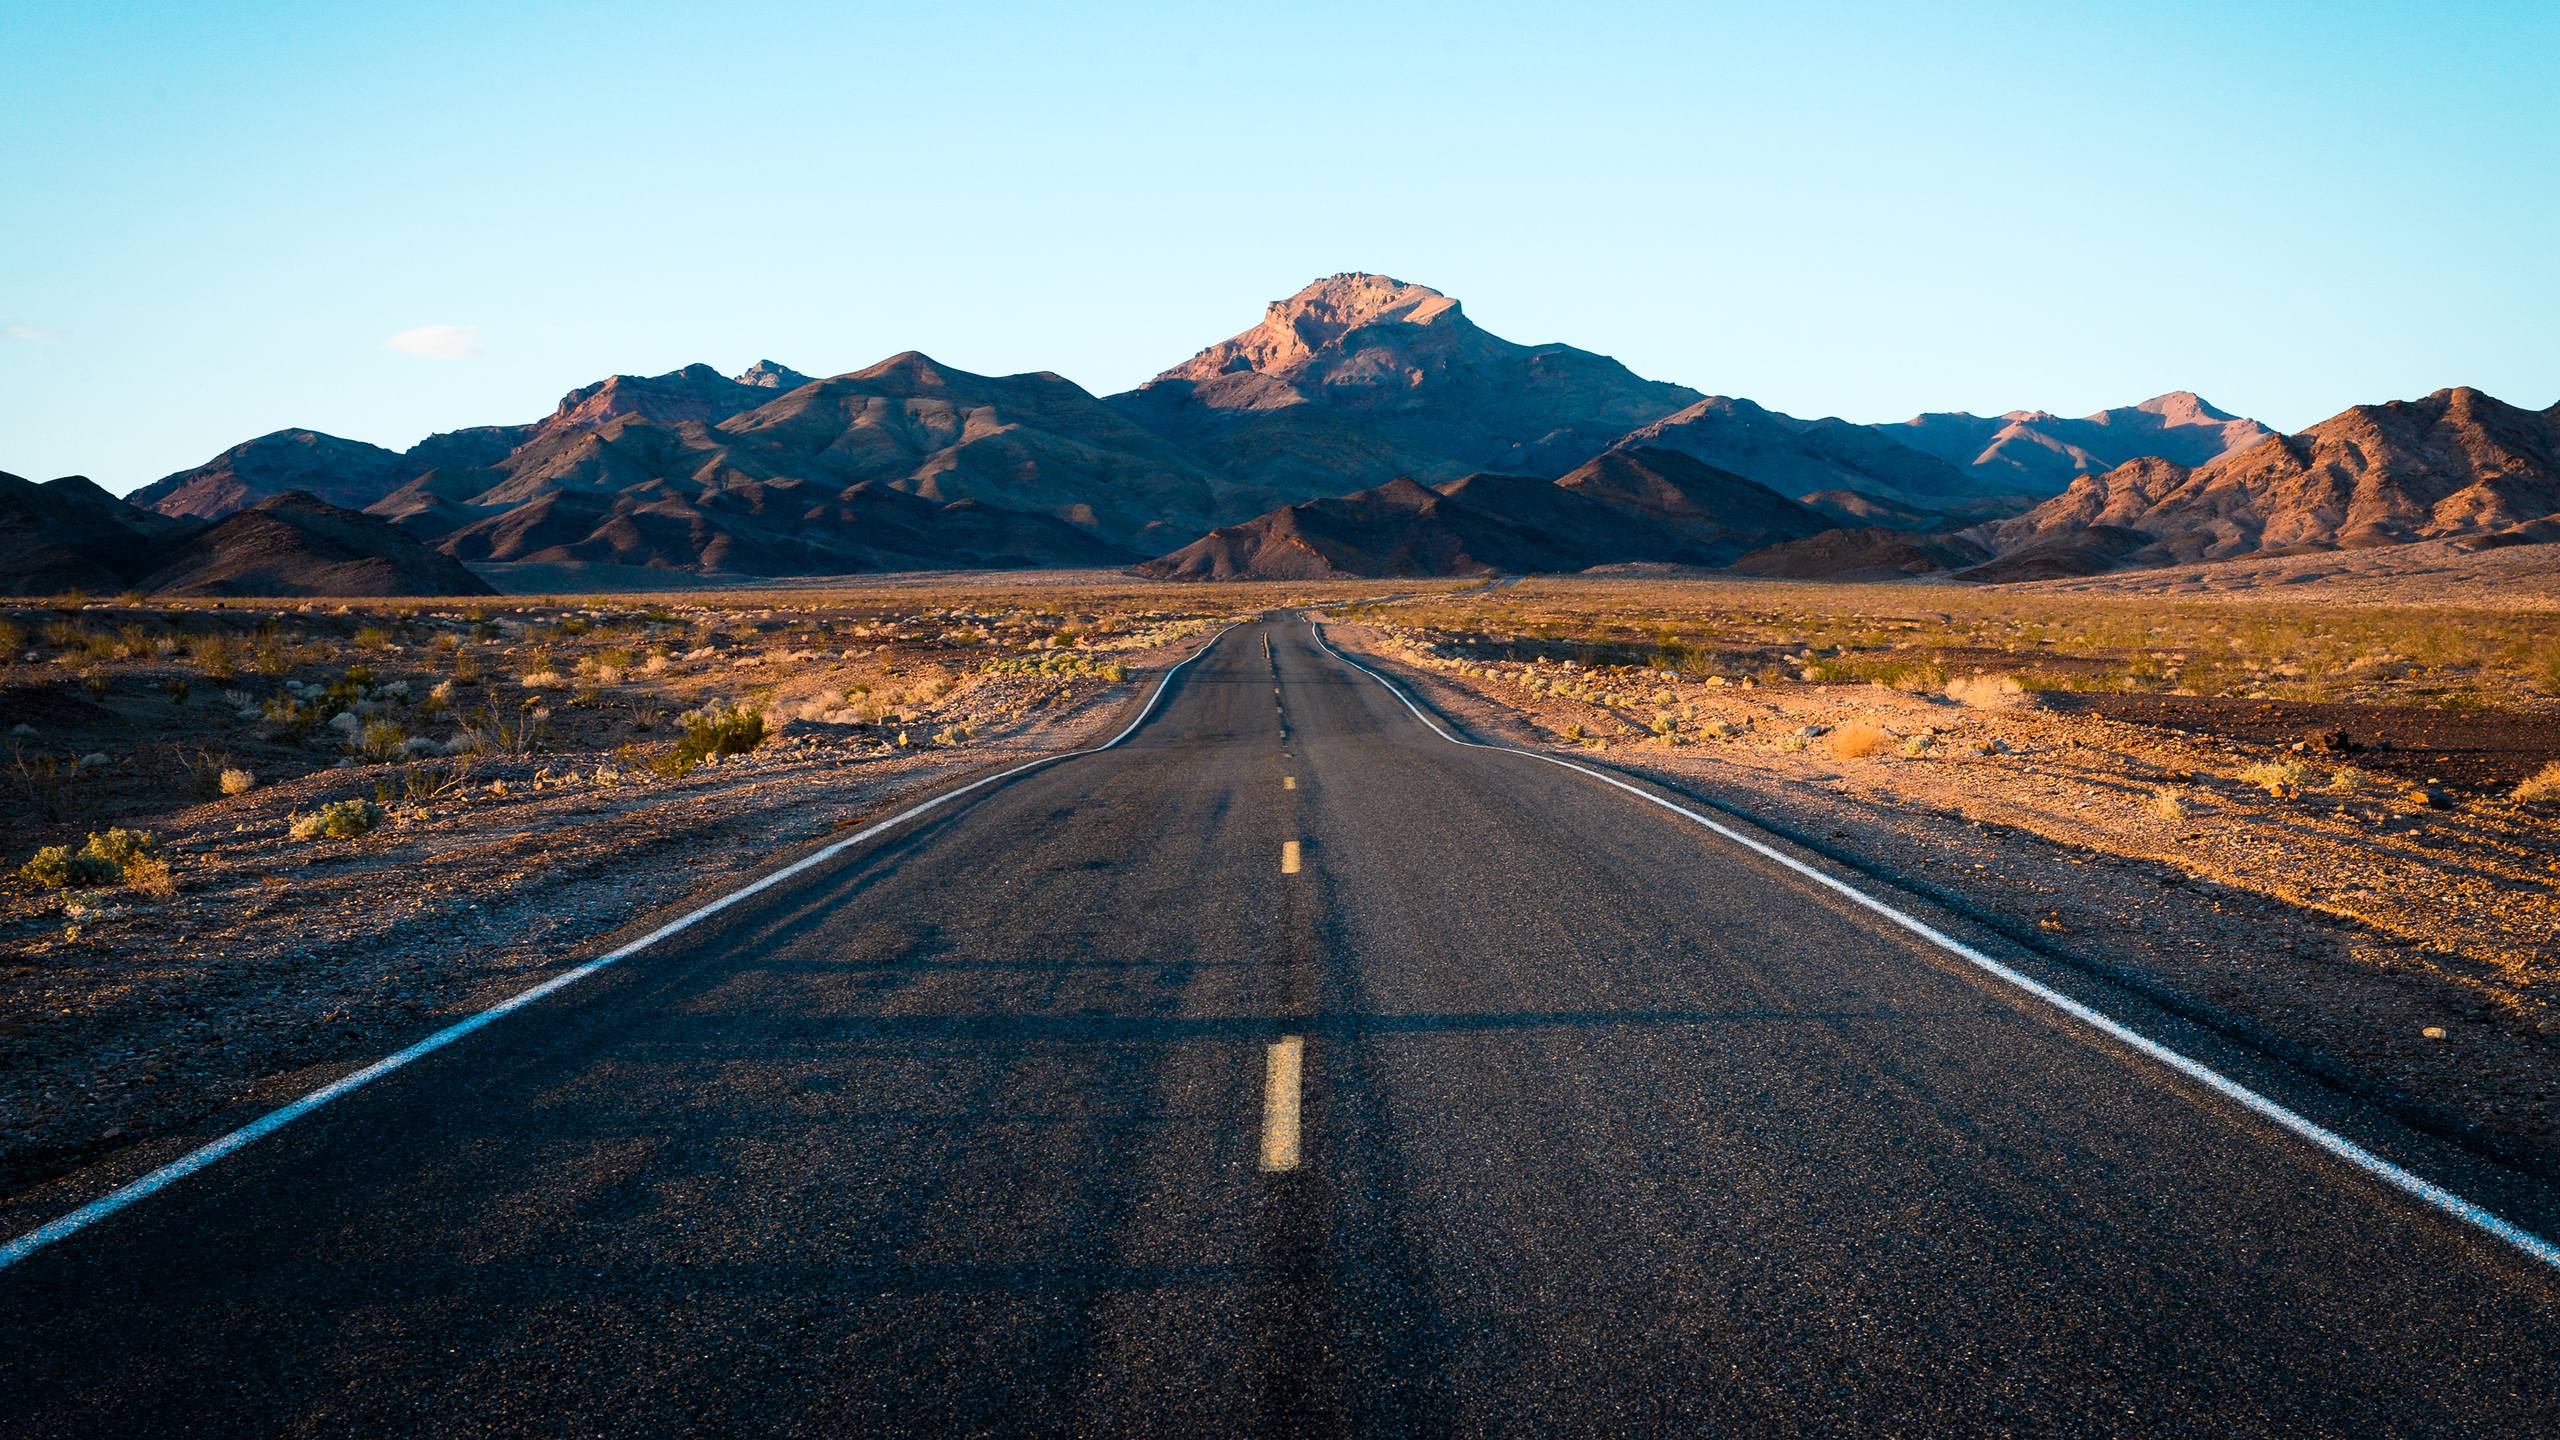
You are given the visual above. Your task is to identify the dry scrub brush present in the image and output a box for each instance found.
[1825,722,1891,760]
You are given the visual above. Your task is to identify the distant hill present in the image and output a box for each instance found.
[128,360,819,524]
[1109,273,1701,496]
[1134,447,1830,580]
[1973,388,2560,569]
[438,476,1132,575]
[0,472,184,593]
[107,274,2520,587]
[1797,489,1954,531]
[129,430,423,521]
[1878,392,2275,494]
[132,354,1233,580]
[541,362,788,433]
[1608,396,2001,509]
[734,359,816,391]
[138,492,495,597]
[0,477,489,597]
[714,352,1240,548]
[1728,527,1991,582]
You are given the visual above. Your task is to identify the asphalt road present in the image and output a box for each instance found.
[4,616,2556,1436]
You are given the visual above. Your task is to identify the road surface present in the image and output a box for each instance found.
[3,616,2556,1435]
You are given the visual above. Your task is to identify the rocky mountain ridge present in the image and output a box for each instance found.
[1974,387,2560,567]
[74,273,2531,589]
[1134,448,1832,580]
[0,473,490,597]
[1879,392,2277,494]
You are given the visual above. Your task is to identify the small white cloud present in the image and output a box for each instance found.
[385,323,481,359]
[4,323,59,342]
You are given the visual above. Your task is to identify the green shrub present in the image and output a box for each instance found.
[2238,759,2310,797]
[353,718,409,762]
[454,701,548,756]
[652,705,766,777]
[188,630,240,678]
[122,854,176,898]
[83,828,158,870]
[263,693,319,734]
[289,798,383,842]
[19,844,117,889]
[17,828,160,889]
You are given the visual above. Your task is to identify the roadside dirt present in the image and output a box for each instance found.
[2041,693,2560,795]
[1327,618,2560,1181]
[2001,535,2560,607]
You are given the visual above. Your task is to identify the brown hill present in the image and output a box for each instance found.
[1879,392,2274,493]
[540,362,786,433]
[132,361,815,525]
[734,359,817,390]
[1798,489,1952,531]
[137,353,1225,580]
[129,430,421,521]
[1551,448,1837,554]
[1134,447,1830,580]
[1729,527,1992,582]
[449,352,1237,556]
[441,476,1129,576]
[715,352,1239,548]
[1610,397,2003,508]
[1133,477,1563,581]
[136,492,494,597]
[0,472,185,594]
[1110,273,1700,495]
[1976,388,2560,568]
[416,362,823,512]
[1952,527,2156,583]
[0,479,488,597]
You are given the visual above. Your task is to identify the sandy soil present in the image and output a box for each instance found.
[1328,618,2560,1179]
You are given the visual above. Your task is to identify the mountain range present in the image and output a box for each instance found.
[8,272,2551,592]
[1878,392,2278,496]
[1105,272,1706,495]
[1,474,491,597]
[1968,387,2560,571]
[1136,449,1833,580]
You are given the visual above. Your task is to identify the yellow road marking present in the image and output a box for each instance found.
[1281,839,1302,874]
[1260,1036,1304,1172]
[1283,776,1296,790]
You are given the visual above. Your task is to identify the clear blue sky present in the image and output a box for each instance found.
[5,0,2555,494]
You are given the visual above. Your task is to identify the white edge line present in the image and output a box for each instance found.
[1305,616,2560,1272]
[0,623,1242,1273]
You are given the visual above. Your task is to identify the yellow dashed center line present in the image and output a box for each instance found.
[1283,776,1296,790]
[1260,1036,1304,1172]
[1281,839,1302,874]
